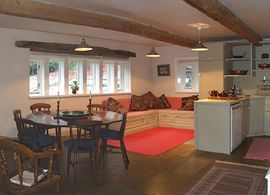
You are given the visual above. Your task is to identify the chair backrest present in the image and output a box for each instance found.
[30,103,51,113]
[87,103,104,114]
[13,116,44,151]
[0,138,60,194]
[119,113,127,137]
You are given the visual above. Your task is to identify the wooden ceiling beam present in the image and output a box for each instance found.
[15,41,136,58]
[0,0,197,48]
[183,0,262,45]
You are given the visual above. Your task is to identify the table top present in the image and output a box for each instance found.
[26,111,123,127]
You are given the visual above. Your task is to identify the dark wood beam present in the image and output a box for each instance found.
[0,0,197,48]
[15,41,136,58]
[183,0,262,45]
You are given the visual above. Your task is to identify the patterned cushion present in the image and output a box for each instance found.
[141,91,160,108]
[129,95,148,111]
[154,94,171,109]
[107,97,127,114]
[182,95,199,110]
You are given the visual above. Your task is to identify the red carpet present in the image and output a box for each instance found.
[108,127,194,156]
[244,138,270,160]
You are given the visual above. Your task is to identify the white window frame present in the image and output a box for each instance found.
[29,53,131,98]
[174,57,199,93]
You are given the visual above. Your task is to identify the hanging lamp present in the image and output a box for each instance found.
[191,25,208,52]
[74,38,93,52]
[146,48,160,58]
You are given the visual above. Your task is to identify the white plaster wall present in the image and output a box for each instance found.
[0,27,153,137]
[152,45,198,97]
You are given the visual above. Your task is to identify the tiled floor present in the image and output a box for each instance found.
[10,137,270,195]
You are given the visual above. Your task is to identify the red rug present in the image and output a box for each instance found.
[108,127,194,156]
[244,138,270,160]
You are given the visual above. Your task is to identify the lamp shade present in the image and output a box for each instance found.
[191,40,208,52]
[74,38,93,52]
[146,48,160,57]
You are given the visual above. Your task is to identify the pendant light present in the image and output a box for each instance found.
[146,48,160,58]
[74,38,93,52]
[191,25,208,52]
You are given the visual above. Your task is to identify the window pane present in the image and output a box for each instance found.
[68,60,83,94]
[86,62,99,93]
[48,60,64,95]
[29,59,42,96]
[175,61,198,92]
[102,63,114,93]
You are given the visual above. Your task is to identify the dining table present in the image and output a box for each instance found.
[25,110,124,150]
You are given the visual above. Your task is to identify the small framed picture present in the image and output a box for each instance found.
[157,64,170,76]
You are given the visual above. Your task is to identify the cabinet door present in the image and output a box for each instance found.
[159,112,172,127]
[242,105,250,140]
[172,112,194,129]
[249,99,264,136]
[264,112,270,134]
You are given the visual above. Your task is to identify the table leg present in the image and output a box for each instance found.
[56,127,62,150]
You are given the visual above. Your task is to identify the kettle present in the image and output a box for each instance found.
[208,89,218,97]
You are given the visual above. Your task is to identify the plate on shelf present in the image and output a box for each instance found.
[258,63,270,69]
[60,111,89,119]
[230,70,248,75]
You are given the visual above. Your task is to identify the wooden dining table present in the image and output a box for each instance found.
[26,111,124,150]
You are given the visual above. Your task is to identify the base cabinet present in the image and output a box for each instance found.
[248,98,265,136]
[159,110,194,129]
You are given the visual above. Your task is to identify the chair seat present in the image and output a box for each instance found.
[99,128,121,140]
[25,134,57,151]
[64,138,96,152]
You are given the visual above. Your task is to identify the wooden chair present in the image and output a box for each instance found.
[99,113,129,169]
[0,138,61,195]
[30,103,51,114]
[87,104,104,114]
[13,110,58,152]
[64,122,102,181]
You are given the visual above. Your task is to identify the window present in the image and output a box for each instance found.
[29,53,131,97]
[175,59,199,93]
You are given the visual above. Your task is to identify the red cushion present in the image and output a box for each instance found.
[166,97,182,110]
[117,99,131,111]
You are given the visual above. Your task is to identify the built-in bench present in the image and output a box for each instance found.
[105,97,194,135]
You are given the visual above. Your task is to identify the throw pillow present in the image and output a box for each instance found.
[154,94,171,109]
[182,95,199,110]
[107,97,127,114]
[141,91,160,108]
[129,95,148,111]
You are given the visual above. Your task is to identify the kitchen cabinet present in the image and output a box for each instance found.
[264,97,270,135]
[199,42,224,99]
[195,99,238,154]
[241,99,250,140]
[248,97,265,136]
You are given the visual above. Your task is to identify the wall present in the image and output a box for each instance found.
[152,45,198,97]
[0,27,154,137]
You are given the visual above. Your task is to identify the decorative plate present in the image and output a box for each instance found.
[60,111,89,119]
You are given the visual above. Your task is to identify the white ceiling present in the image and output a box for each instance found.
[1,0,270,47]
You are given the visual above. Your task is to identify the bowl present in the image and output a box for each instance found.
[230,70,248,75]
[258,63,270,69]
[232,52,246,59]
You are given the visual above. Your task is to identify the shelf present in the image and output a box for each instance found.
[252,58,270,61]
[225,58,250,61]
[224,74,251,78]
[252,69,270,72]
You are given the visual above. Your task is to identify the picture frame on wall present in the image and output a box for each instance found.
[157,64,170,76]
